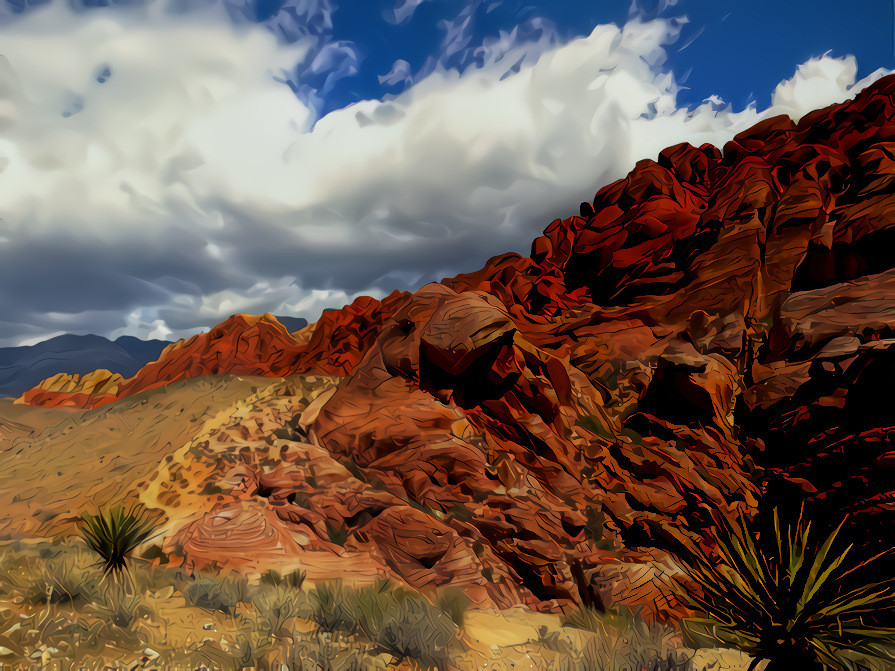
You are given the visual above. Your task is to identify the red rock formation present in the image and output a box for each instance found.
[19,74,895,614]
[16,369,122,409]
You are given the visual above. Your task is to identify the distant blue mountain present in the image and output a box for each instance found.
[0,315,308,398]
[0,334,171,398]
[274,316,309,333]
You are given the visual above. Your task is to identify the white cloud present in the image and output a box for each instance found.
[0,1,888,346]
[771,54,889,122]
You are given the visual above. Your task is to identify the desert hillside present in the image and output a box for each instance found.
[7,74,895,622]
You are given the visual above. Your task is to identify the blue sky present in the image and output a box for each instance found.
[290,0,893,117]
[0,0,891,345]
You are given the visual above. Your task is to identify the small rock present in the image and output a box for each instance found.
[0,647,14,657]
[142,648,159,660]
[202,622,214,630]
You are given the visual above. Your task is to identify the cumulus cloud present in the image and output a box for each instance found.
[0,0,888,346]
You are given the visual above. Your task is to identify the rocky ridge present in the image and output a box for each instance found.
[17,74,895,616]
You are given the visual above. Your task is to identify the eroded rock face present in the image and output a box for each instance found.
[305,285,755,614]
[19,75,895,616]
[17,369,123,408]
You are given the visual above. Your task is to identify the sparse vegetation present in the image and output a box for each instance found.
[436,585,471,628]
[561,605,690,670]
[18,544,100,604]
[325,521,352,546]
[675,507,895,671]
[374,590,455,669]
[184,572,252,614]
[0,538,769,670]
[307,579,457,668]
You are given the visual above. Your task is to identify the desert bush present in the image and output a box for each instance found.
[252,585,303,635]
[78,504,158,576]
[308,580,457,669]
[184,572,252,615]
[561,606,688,671]
[326,521,351,546]
[260,567,307,590]
[19,546,101,604]
[309,581,358,634]
[435,586,470,628]
[89,585,149,632]
[675,507,895,671]
[349,579,396,639]
[132,561,192,594]
[374,591,455,670]
[229,614,275,670]
[284,636,365,671]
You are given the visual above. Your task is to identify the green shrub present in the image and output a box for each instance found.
[89,586,148,629]
[308,580,458,668]
[261,568,307,590]
[435,586,470,628]
[373,591,455,670]
[184,573,252,615]
[252,585,303,635]
[561,606,687,670]
[78,504,158,576]
[309,581,357,634]
[20,546,100,604]
[349,579,395,639]
[285,636,365,671]
[676,508,895,671]
[229,615,275,669]
[325,522,351,546]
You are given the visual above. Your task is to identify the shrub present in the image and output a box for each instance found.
[184,573,252,615]
[261,568,307,590]
[308,580,458,669]
[89,586,148,629]
[20,546,100,604]
[229,615,275,669]
[561,606,687,670]
[78,504,157,576]
[309,581,357,634]
[325,522,351,546]
[676,508,895,671]
[374,592,455,670]
[285,636,365,671]
[252,585,303,635]
[436,586,470,628]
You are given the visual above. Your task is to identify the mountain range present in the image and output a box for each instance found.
[0,316,307,398]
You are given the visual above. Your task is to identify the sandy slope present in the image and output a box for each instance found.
[0,374,288,540]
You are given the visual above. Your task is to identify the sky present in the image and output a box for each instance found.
[0,0,892,346]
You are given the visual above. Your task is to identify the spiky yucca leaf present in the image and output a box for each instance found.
[677,508,895,671]
[78,504,157,576]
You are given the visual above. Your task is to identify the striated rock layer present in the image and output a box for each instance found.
[19,74,895,615]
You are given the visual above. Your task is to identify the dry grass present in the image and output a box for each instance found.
[0,541,758,670]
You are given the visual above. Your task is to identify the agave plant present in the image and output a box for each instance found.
[78,503,158,577]
[676,507,895,671]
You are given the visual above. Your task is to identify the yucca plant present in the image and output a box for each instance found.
[78,504,158,577]
[676,507,895,671]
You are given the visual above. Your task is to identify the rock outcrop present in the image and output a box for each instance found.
[17,74,895,616]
